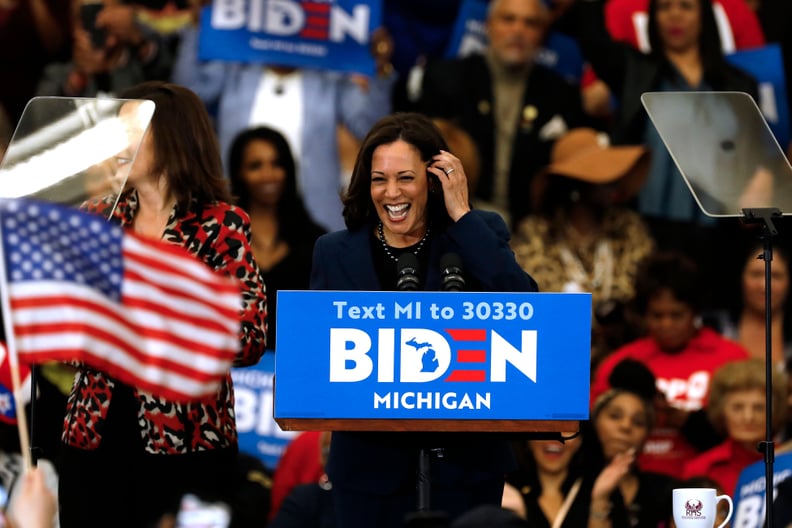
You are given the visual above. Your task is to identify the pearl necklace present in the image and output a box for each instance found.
[377,221,430,262]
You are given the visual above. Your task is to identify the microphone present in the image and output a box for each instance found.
[440,252,465,291]
[396,253,421,291]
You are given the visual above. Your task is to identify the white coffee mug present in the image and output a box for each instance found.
[672,488,733,528]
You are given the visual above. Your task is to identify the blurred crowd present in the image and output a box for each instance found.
[2,0,792,526]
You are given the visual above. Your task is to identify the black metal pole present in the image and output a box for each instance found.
[28,365,39,466]
[759,225,775,528]
[742,208,779,528]
[417,447,431,511]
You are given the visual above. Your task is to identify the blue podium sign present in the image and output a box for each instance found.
[274,291,591,426]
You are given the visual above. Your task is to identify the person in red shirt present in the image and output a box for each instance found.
[604,0,764,53]
[575,0,765,119]
[268,431,327,521]
[682,358,788,496]
[591,251,748,478]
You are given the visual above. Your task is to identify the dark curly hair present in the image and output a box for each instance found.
[341,112,453,232]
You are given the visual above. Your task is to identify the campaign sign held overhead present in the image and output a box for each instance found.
[199,0,382,75]
[275,291,591,421]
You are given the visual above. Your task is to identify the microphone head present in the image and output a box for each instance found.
[397,252,421,291]
[397,252,419,272]
[440,252,463,273]
[440,252,465,291]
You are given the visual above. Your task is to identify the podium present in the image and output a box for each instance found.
[273,290,591,434]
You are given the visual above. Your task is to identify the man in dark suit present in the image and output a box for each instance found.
[416,0,585,228]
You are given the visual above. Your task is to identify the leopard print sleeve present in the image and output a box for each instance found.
[208,204,268,367]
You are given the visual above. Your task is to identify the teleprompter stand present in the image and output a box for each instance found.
[642,90,792,528]
[742,207,782,528]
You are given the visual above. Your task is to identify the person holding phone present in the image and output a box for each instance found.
[36,0,172,98]
[309,112,538,527]
[79,2,107,49]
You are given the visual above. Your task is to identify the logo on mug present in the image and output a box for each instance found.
[684,499,705,518]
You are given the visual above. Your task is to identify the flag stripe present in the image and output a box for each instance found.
[12,321,231,399]
[14,330,224,386]
[15,285,238,338]
[13,317,231,380]
[123,279,239,335]
[14,343,218,401]
[124,237,240,310]
[11,282,237,356]
[123,271,240,330]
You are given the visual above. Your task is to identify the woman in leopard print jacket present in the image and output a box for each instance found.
[57,82,267,528]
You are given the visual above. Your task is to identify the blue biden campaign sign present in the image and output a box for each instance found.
[232,353,296,469]
[732,451,792,527]
[199,0,382,75]
[726,44,791,148]
[274,291,591,421]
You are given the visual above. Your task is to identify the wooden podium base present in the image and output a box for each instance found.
[276,418,580,433]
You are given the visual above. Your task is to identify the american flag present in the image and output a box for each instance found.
[0,198,242,402]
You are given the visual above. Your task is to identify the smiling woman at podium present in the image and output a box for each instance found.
[309,112,538,527]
